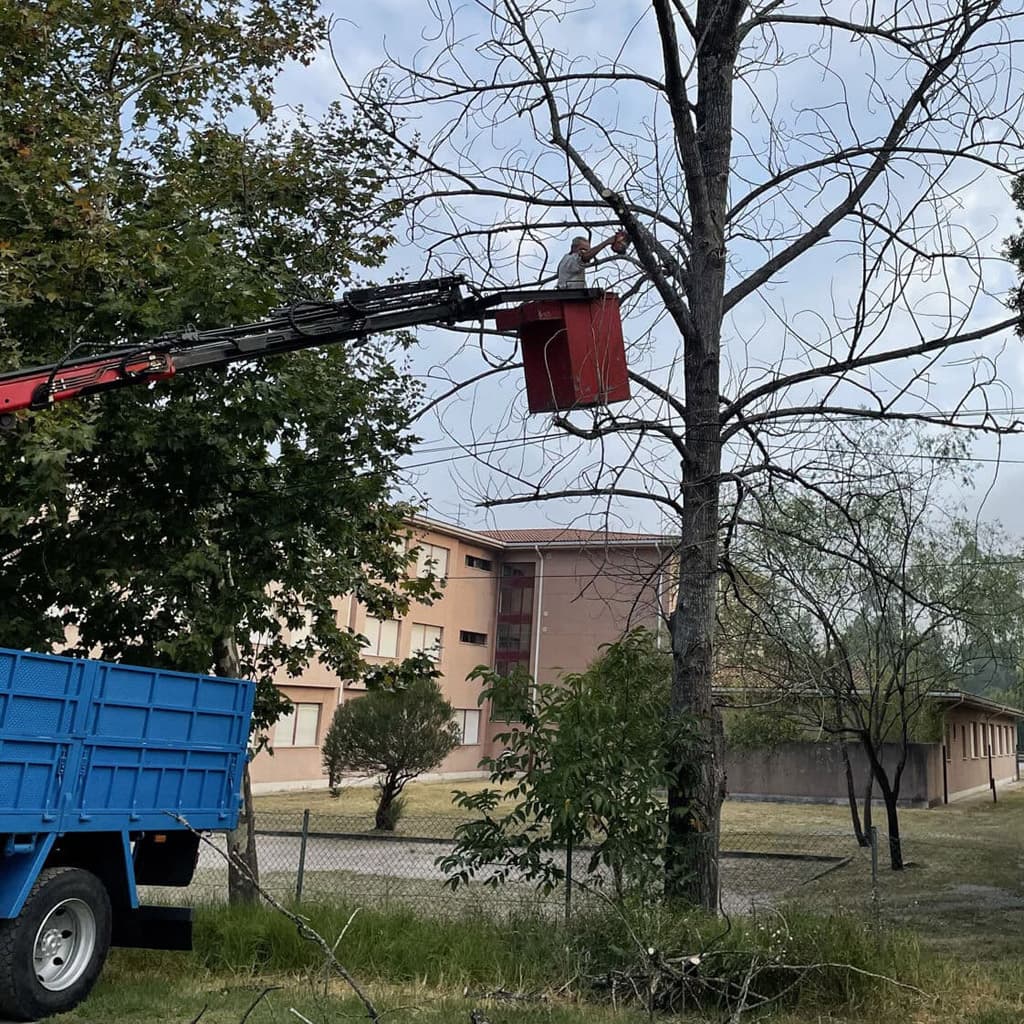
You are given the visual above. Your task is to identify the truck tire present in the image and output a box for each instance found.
[0,867,112,1021]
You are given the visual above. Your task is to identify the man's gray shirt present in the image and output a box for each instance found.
[557,251,587,288]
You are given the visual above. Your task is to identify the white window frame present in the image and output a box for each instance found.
[409,623,443,661]
[416,543,450,579]
[364,616,399,658]
[454,708,481,746]
[275,703,321,748]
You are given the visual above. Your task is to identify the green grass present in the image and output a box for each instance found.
[52,878,1024,1024]
[58,899,929,1024]
[59,952,653,1024]
[254,778,502,825]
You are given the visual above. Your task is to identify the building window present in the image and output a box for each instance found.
[497,622,531,651]
[496,561,535,677]
[962,724,968,760]
[971,722,979,759]
[416,543,449,579]
[454,709,481,745]
[275,703,320,747]
[459,630,488,646]
[410,623,443,661]
[944,726,951,762]
[465,554,493,571]
[364,616,399,658]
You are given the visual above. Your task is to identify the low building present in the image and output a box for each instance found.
[724,691,1022,808]
[251,516,674,792]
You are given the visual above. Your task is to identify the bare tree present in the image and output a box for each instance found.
[341,0,1024,908]
[720,425,1015,868]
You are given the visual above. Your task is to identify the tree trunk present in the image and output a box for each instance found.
[862,743,903,871]
[662,0,736,912]
[228,761,260,904]
[862,772,874,837]
[215,631,260,904]
[374,776,401,831]
[882,791,903,871]
[840,741,866,846]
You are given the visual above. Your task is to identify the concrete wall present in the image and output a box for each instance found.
[726,741,943,808]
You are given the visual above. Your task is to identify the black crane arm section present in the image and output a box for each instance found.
[0,275,600,418]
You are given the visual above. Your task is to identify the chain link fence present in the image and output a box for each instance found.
[134,801,1024,958]
[148,811,883,921]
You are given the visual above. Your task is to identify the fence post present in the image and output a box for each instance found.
[564,832,573,925]
[867,824,880,924]
[295,809,310,904]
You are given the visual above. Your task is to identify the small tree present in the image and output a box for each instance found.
[722,425,1024,868]
[441,629,697,901]
[322,658,460,831]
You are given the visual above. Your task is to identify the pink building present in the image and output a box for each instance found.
[250,516,674,791]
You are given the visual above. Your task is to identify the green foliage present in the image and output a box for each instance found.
[0,1,427,742]
[321,669,460,830]
[725,703,805,751]
[442,628,695,900]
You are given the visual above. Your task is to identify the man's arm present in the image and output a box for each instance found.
[579,231,627,263]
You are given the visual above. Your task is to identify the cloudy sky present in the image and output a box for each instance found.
[272,2,1024,538]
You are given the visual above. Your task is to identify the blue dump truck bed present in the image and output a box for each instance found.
[0,647,255,1021]
[0,647,252,835]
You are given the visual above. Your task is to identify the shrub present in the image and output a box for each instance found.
[322,658,460,830]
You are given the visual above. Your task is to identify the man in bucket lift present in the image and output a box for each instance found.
[557,230,629,288]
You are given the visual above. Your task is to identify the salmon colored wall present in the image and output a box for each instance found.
[251,528,673,789]
[250,683,339,786]
[943,707,1017,798]
[528,544,669,686]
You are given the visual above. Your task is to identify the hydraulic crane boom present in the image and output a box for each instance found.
[0,275,611,419]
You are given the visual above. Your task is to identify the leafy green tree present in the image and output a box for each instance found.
[0,2,428,901]
[442,629,697,901]
[322,658,460,831]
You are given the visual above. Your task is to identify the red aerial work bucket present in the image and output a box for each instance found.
[495,294,630,414]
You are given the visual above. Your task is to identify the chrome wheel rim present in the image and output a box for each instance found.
[33,898,96,992]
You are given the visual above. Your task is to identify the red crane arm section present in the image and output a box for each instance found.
[0,353,175,414]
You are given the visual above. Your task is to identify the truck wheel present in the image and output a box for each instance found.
[0,867,112,1021]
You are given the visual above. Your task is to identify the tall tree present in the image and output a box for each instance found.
[348,0,1024,907]
[0,2,430,901]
